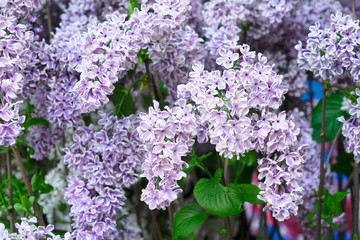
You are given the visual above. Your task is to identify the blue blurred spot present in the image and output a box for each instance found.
[301,80,323,101]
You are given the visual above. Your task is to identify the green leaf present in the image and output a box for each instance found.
[332,153,354,176]
[183,152,213,176]
[307,212,314,224]
[241,151,256,167]
[160,81,169,99]
[58,202,67,212]
[194,169,244,216]
[14,203,28,212]
[128,0,140,16]
[173,203,207,240]
[40,184,53,194]
[23,118,49,129]
[137,49,148,67]
[323,191,348,216]
[109,84,134,117]
[28,196,35,206]
[220,227,227,234]
[231,183,264,204]
[311,92,349,142]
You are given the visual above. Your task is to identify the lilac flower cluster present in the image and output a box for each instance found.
[296,12,360,84]
[0,101,25,147]
[138,100,198,209]
[73,0,202,112]
[201,0,298,56]
[140,44,305,221]
[0,217,72,240]
[339,89,360,163]
[247,0,345,97]
[25,125,62,160]
[0,0,43,147]
[63,112,144,239]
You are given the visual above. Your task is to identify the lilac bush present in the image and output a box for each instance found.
[0,0,359,239]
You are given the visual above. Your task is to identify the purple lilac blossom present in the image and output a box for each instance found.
[296,12,360,85]
[0,101,25,147]
[138,100,198,210]
[339,89,360,163]
[63,112,144,239]
[73,0,200,112]
[140,44,305,221]
[0,217,72,239]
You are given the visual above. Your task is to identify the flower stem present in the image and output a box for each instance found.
[11,144,45,226]
[6,149,15,232]
[354,162,359,236]
[45,0,52,41]
[316,82,326,240]
[216,153,232,240]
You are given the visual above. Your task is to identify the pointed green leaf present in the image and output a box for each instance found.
[194,172,244,216]
[173,203,207,240]
[311,92,349,142]
[14,203,28,212]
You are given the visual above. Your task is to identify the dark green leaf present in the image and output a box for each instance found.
[194,169,244,216]
[241,151,256,167]
[109,84,134,117]
[128,0,140,16]
[40,184,54,194]
[231,183,264,204]
[323,191,348,216]
[311,92,349,142]
[183,152,213,175]
[173,203,207,240]
[160,81,169,99]
[58,202,67,212]
[14,203,28,212]
[23,118,49,129]
[137,49,148,67]
[332,153,354,176]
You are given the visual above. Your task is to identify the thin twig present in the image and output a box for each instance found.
[273,218,283,240]
[224,157,229,186]
[216,153,232,240]
[45,0,52,41]
[325,126,342,171]
[316,83,326,240]
[352,0,356,20]
[150,210,162,240]
[6,149,15,232]
[134,184,143,237]
[11,145,45,226]
[308,72,314,115]
[168,204,173,239]
[144,58,156,105]
[152,75,165,109]
[263,211,268,240]
[354,162,359,236]
[144,58,164,109]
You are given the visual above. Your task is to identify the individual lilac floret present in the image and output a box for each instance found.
[63,113,144,239]
[296,12,360,84]
[138,100,198,209]
[0,216,72,239]
[339,88,360,163]
[0,101,25,147]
